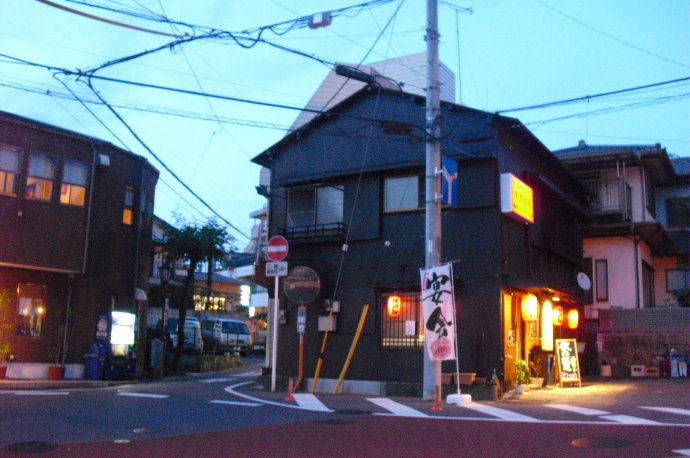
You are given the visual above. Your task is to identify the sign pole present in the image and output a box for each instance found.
[423,0,442,401]
[270,274,279,392]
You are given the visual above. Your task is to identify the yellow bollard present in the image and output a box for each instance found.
[333,304,369,394]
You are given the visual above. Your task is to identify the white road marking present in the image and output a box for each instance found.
[672,449,690,456]
[235,370,261,377]
[639,406,690,417]
[117,392,169,399]
[600,414,660,425]
[210,399,262,407]
[545,404,610,416]
[461,404,539,422]
[367,398,428,418]
[292,393,335,412]
[14,391,70,396]
[200,377,234,383]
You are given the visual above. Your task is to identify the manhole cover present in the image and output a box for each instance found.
[334,409,371,416]
[4,441,59,454]
[571,437,634,449]
[316,419,354,426]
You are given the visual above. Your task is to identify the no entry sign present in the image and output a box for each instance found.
[266,235,289,262]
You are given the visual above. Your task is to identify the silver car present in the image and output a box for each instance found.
[201,318,251,356]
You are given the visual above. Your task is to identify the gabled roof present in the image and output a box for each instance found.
[0,110,158,174]
[554,140,682,185]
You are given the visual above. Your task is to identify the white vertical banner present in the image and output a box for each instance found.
[420,263,456,361]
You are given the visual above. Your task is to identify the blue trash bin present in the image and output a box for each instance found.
[84,343,104,380]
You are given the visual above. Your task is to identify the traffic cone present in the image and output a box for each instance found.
[432,385,442,411]
[284,378,295,401]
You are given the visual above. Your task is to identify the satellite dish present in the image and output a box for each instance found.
[577,272,592,291]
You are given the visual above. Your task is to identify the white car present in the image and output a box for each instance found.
[167,317,203,354]
[201,318,251,356]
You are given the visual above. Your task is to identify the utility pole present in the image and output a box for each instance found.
[423,0,442,401]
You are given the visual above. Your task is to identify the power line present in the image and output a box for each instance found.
[536,0,690,70]
[36,0,184,38]
[496,76,690,114]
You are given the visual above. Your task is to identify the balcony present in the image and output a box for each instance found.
[280,222,345,243]
[582,178,632,222]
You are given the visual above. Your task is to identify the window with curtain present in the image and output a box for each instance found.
[595,259,608,302]
[26,152,55,201]
[384,175,424,211]
[60,160,89,206]
[0,143,21,196]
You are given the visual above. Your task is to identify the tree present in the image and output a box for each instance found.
[164,217,233,368]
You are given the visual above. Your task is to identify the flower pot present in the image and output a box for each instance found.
[514,384,525,395]
[0,366,7,379]
[48,366,64,380]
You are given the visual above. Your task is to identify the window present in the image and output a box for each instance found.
[666,269,690,292]
[16,283,47,337]
[26,152,55,201]
[381,292,424,350]
[123,186,134,225]
[642,262,654,308]
[595,259,608,301]
[666,197,690,229]
[0,143,21,196]
[384,175,424,211]
[287,185,343,228]
[193,294,227,311]
[60,160,89,206]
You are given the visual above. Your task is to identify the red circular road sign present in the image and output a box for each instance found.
[266,235,289,261]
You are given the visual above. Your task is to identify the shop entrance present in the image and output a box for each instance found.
[502,292,517,388]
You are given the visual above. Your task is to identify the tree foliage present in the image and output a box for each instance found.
[164,217,233,368]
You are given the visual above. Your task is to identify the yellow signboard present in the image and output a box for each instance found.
[500,173,534,223]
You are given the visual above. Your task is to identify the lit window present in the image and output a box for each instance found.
[384,175,424,211]
[60,160,89,206]
[0,143,21,196]
[16,283,47,337]
[26,152,55,201]
[123,186,134,225]
[193,294,227,311]
[381,292,424,350]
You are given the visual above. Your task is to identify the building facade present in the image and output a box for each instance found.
[253,87,589,394]
[0,111,158,377]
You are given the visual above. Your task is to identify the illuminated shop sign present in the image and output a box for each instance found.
[500,173,534,223]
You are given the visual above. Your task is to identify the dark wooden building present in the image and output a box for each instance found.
[0,111,158,375]
[253,87,589,394]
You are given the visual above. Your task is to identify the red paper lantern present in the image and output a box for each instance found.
[387,295,402,318]
[552,305,564,326]
[567,309,579,329]
[521,294,538,321]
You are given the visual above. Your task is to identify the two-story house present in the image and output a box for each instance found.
[0,110,158,379]
[253,86,589,395]
[554,142,689,376]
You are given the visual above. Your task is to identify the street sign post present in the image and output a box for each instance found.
[267,236,289,393]
[266,261,288,277]
[266,235,289,262]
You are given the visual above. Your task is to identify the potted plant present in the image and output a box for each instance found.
[515,359,531,394]
[0,290,13,379]
[47,344,65,380]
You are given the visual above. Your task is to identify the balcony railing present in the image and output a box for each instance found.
[280,222,345,242]
[582,178,632,221]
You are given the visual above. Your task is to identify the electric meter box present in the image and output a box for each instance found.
[318,315,337,332]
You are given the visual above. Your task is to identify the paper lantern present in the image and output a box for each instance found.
[567,309,579,329]
[387,295,402,318]
[541,300,554,351]
[552,305,564,326]
[521,294,538,321]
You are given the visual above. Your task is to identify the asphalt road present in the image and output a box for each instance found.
[0,360,687,457]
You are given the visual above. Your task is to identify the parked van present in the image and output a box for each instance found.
[201,318,251,356]
[166,317,203,354]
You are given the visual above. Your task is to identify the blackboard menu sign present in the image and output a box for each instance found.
[555,338,582,387]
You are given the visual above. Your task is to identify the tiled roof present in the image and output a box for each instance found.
[671,157,690,175]
[553,140,663,159]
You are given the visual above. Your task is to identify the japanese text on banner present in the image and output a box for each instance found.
[420,264,456,361]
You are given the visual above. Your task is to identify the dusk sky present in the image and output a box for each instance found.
[1,0,688,245]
